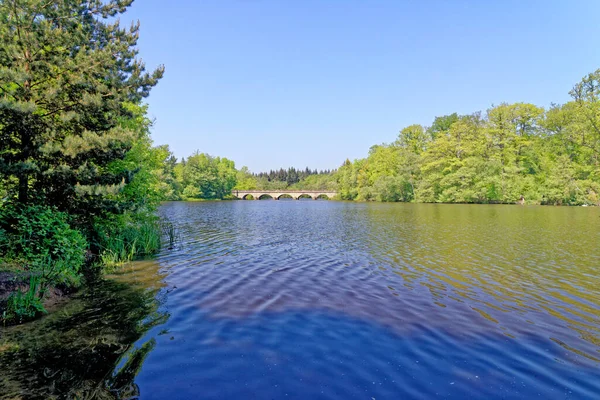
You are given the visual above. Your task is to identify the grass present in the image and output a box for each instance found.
[98,219,162,271]
[98,218,180,270]
[2,275,46,324]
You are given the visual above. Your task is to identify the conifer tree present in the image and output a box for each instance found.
[0,0,163,228]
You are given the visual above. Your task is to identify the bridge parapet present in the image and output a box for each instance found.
[232,190,337,200]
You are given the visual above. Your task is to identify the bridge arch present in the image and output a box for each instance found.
[258,194,274,200]
[277,194,294,200]
[232,190,337,200]
[316,194,330,200]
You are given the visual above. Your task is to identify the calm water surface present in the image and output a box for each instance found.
[1,201,599,399]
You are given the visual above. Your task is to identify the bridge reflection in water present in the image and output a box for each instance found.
[232,190,337,200]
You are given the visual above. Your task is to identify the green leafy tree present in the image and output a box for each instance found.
[234,166,258,190]
[336,159,359,200]
[179,152,237,199]
[152,145,181,201]
[427,113,459,140]
[568,69,600,161]
[395,124,428,154]
[290,173,337,191]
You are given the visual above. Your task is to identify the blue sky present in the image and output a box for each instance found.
[123,0,600,172]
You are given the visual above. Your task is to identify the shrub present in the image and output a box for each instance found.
[0,203,86,322]
[0,203,87,272]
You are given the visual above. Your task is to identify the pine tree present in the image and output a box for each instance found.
[0,0,163,229]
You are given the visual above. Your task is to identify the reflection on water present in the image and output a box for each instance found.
[361,205,600,358]
[0,261,169,399]
[1,202,599,399]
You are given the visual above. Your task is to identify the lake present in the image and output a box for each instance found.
[1,201,599,399]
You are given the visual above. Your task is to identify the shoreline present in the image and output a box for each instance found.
[163,199,598,206]
[0,270,75,325]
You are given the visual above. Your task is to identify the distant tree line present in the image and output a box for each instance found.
[335,70,600,205]
[158,158,337,200]
[159,69,600,205]
[254,168,333,185]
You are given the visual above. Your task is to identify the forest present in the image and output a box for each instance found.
[334,90,600,205]
[158,77,600,206]
[157,157,338,200]
[1,0,599,324]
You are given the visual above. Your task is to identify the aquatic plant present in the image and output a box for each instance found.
[95,214,162,270]
[2,275,46,324]
[161,221,180,250]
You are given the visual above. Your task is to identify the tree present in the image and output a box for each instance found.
[485,103,544,202]
[395,124,428,155]
[154,145,181,201]
[179,152,237,199]
[568,69,600,164]
[234,166,258,190]
[0,0,164,231]
[427,113,459,140]
[336,159,358,200]
[416,114,491,202]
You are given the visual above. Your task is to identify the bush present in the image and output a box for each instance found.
[0,203,86,322]
[0,203,87,272]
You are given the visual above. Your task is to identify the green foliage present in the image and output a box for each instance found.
[2,275,46,324]
[0,0,163,232]
[94,212,162,270]
[0,0,169,324]
[0,203,86,279]
[154,146,182,200]
[176,152,238,199]
[0,181,6,201]
[372,175,413,202]
[0,204,84,323]
[428,113,459,139]
[252,167,333,187]
[161,221,179,250]
[107,106,174,208]
[234,166,258,190]
[396,124,428,154]
[332,70,600,205]
[289,173,338,191]
[156,153,338,199]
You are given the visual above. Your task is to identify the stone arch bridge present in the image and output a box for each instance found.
[232,190,337,200]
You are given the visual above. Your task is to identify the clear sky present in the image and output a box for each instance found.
[123,0,600,173]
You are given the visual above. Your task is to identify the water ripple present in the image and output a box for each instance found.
[128,201,600,398]
[3,201,596,398]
